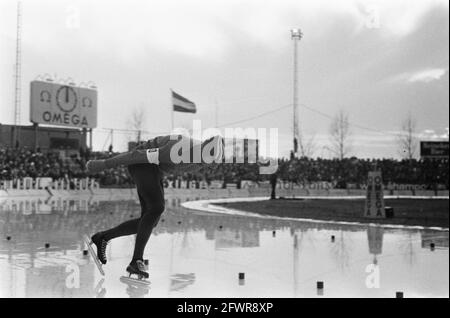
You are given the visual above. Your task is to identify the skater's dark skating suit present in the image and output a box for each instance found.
[101,163,164,262]
[97,134,223,264]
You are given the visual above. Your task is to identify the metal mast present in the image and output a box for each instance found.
[291,28,302,156]
[13,1,22,147]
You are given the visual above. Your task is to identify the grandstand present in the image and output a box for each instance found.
[1,144,448,193]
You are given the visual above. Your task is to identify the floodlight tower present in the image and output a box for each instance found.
[290,28,303,156]
[13,1,23,147]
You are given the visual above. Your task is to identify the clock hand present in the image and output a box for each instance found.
[65,87,69,103]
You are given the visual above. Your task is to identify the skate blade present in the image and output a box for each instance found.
[83,234,105,276]
[120,276,151,286]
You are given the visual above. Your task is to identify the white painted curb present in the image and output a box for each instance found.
[181,196,449,232]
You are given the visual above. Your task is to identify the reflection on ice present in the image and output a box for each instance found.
[0,195,448,298]
[170,273,196,292]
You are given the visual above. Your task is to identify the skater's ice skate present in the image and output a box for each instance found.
[120,260,150,286]
[83,234,106,276]
[91,232,109,265]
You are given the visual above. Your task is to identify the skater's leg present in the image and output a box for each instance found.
[91,212,140,264]
[101,219,140,241]
[129,165,165,262]
[101,192,147,241]
[131,202,164,261]
[86,135,224,174]
[127,164,165,263]
[91,170,161,264]
[86,150,149,174]
[150,135,224,166]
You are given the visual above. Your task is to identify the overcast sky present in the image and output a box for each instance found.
[0,0,448,158]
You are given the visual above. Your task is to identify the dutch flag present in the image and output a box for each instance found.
[172,90,197,113]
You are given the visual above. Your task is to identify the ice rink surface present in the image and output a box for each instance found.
[0,195,448,298]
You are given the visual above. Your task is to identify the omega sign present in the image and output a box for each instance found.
[30,80,97,128]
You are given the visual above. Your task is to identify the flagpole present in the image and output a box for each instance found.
[215,98,218,128]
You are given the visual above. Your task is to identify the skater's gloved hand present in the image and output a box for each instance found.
[86,159,107,174]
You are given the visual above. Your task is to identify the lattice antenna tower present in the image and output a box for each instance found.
[13,1,22,146]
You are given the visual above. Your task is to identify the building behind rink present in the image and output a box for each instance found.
[0,78,97,157]
[0,123,87,157]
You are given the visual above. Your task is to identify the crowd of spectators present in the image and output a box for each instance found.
[1,146,448,189]
[0,147,84,180]
[275,157,449,189]
[0,147,132,188]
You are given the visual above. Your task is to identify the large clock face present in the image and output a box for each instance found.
[56,86,78,112]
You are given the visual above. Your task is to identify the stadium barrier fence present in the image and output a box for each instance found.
[0,177,447,198]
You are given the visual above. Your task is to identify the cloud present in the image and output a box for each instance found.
[2,0,448,63]
[388,68,448,84]
[365,0,449,37]
[408,68,448,83]
[299,0,449,37]
[420,128,449,140]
